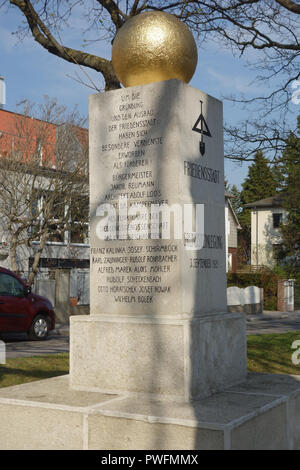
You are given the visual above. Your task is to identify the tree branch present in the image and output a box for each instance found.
[10,0,120,90]
[275,0,300,14]
[96,0,127,28]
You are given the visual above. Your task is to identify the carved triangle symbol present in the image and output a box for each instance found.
[192,113,211,137]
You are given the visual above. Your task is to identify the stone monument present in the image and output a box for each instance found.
[0,12,299,451]
[70,11,247,400]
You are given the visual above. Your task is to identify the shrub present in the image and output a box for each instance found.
[227,270,284,310]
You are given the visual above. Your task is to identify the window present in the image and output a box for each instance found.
[43,191,66,243]
[48,223,65,243]
[70,224,89,244]
[273,213,283,228]
[0,273,24,297]
[36,138,43,166]
[28,190,42,240]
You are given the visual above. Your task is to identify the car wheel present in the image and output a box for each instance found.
[28,315,49,341]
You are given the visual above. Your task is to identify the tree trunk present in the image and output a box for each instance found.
[9,236,19,274]
[27,233,48,286]
[104,62,121,91]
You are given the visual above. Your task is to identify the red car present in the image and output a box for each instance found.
[0,267,55,340]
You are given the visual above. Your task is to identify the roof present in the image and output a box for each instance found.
[224,191,241,228]
[244,194,284,208]
[227,198,241,229]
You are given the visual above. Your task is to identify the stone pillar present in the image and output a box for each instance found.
[277,279,294,312]
[70,79,246,401]
[54,269,70,324]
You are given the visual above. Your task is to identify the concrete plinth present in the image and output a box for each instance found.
[70,313,246,400]
[0,373,299,450]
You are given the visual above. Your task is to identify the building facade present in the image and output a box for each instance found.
[244,194,286,268]
[0,108,90,313]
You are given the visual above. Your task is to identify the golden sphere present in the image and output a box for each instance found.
[112,11,198,87]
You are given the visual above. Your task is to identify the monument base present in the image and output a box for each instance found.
[70,313,246,400]
[0,373,299,450]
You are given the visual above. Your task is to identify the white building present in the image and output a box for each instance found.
[244,194,286,268]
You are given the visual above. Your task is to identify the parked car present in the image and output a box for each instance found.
[0,267,55,340]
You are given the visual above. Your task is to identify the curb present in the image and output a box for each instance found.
[51,324,70,336]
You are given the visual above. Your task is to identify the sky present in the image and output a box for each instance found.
[0,3,298,189]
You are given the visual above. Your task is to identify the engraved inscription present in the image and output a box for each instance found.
[92,88,224,309]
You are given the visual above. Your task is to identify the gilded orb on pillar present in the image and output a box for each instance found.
[112,11,198,88]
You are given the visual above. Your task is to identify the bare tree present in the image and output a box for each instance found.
[0,98,88,285]
[4,1,300,161]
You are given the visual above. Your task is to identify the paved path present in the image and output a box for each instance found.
[1,311,300,358]
[246,311,300,335]
[0,332,69,359]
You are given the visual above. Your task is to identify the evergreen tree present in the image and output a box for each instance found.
[224,178,231,192]
[275,116,300,264]
[241,151,277,206]
[224,180,242,218]
[229,184,242,216]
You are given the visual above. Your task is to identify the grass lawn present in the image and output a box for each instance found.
[0,332,300,389]
[247,331,300,375]
[0,353,69,389]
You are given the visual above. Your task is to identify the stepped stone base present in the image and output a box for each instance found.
[70,313,247,401]
[0,373,299,450]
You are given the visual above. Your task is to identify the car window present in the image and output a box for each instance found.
[0,273,24,297]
